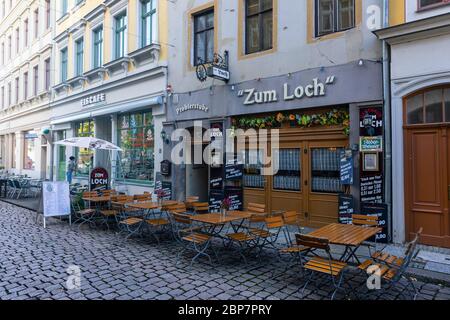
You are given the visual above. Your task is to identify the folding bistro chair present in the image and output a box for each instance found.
[282,211,304,245]
[356,227,423,300]
[168,212,214,266]
[250,215,285,258]
[297,234,349,300]
[351,214,381,257]
[134,193,152,202]
[185,196,199,212]
[192,202,210,215]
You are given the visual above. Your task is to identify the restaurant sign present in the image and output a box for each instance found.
[360,136,383,152]
[176,104,209,115]
[81,93,106,107]
[237,76,336,106]
[90,167,109,192]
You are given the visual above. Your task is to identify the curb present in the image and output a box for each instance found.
[407,267,450,286]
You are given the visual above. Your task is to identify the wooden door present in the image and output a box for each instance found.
[405,127,450,247]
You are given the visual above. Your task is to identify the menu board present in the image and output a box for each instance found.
[225,162,244,180]
[360,174,383,203]
[42,181,71,218]
[340,151,353,185]
[338,194,354,225]
[155,179,172,200]
[210,166,223,190]
[361,203,389,243]
[209,190,224,212]
[225,188,243,211]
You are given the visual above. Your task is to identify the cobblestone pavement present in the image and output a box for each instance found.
[1,202,449,301]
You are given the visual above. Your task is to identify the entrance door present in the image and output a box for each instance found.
[405,127,450,247]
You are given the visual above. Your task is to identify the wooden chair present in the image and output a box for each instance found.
[352,214,380,256]
[168,212,214,266]
[167,202,188,214]
[185,196,199,212]
[296,234,349,300]
[192,202,210,215]
[101,189,117,197]
[357,228,423,300]
[282,211,304,245]
[134,193,152,201]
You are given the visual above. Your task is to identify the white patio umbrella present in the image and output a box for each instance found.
[53,137,122,151]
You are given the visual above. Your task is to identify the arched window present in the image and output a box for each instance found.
[405,86,450,125]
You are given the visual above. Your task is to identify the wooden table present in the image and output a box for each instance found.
[308,223,382,263]
[190,211,252,225]
[82,196,111,203]
[126,202,160,210]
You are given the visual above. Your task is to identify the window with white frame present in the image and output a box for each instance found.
[193,9,214,65]
[316,0,355,37]
[419,0,450,9]
[24,18,29,47]
[61,0,68,17]
[93,26,103,68]
[23,72,28,100]
[45,58,51,90]
[15,27,19,54]
[114,12,127,59]
[60,47,68,82]
[34,8,39,39]
[33,65,38,96]
[140,0,156,48]
[45,0,50,29]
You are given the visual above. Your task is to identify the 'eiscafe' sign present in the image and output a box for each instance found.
[81,93,106,107]
[238,76,336,106]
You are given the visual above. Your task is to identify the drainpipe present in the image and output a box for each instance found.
[382,0,393,243]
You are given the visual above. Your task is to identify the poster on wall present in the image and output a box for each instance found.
[90,167,109,192]
[340,151,353,185]
[360,174,383,204]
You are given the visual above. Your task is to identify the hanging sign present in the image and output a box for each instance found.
[90,167,109,192]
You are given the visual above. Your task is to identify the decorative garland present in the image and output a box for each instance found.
[231,109,350,135]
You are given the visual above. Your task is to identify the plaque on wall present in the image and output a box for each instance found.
[338,194,354,225]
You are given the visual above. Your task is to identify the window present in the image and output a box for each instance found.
[8,35,11,60]
[14,77,19,104]
[75,38,84,76]
[242,149,264,188]
[118,112,155,183]
[311,148,344,193]
[24,19,29,47]
[33,65,38,96]
[45,58,50,90]
[140,0,156,47]
[11,133,16,168]
[193,9,214,65]
[93,27,103,68]
[23,72,28,100]
[15,27,19,54]
[23,131,37,170]
[114,13,127,59]
[406,87,450,125]
[61,0,68,16]
[1,1,4,19]
[45,0,50,29]
[245,0,273,55]
[419,0,450,9]
[7,82,11,106]
[34,8,39,38]
[316,0,355,37]
[60,48,67,82]
[1,86,4,108]
[273,149,301,191]
[75,120,94,175]
[1,42,4,65]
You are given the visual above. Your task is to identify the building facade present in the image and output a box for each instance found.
[376,0,450,247]
[0,0,54,179]
[50,0,169,194]
[163,0,386,230]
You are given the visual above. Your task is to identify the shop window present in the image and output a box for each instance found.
[311,147,344,194]
[23,131,37,170]
[118,111,154,183]
[419,0,450,10]
[316,0,355,37]
[75,120,94,176]
[242,149,264,188]
[193,9,214,65]
[245,0,273,55]
[272,148,301,191]
[141,0,157,48]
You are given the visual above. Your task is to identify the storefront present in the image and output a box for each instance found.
[50,67,167,195]
[375,13,450,247]
[164,60,384,229]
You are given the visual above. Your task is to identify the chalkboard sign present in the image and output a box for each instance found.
[225,162,243,180]
[225,188,243,211]
[361,202,389,243]
[338,194,354,225]
[210,166,223,190]
[209,190,224,212]
[155,179,172,200]
[340,151,353,185]
[360,174,383,203]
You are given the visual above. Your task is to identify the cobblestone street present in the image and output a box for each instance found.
[1,202,449,301]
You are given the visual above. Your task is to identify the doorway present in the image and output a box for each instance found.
[185,128,209,202]
[404,86,450,248]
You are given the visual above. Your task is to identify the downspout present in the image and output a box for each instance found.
[382,0,393,243]
[49,0,57,181]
